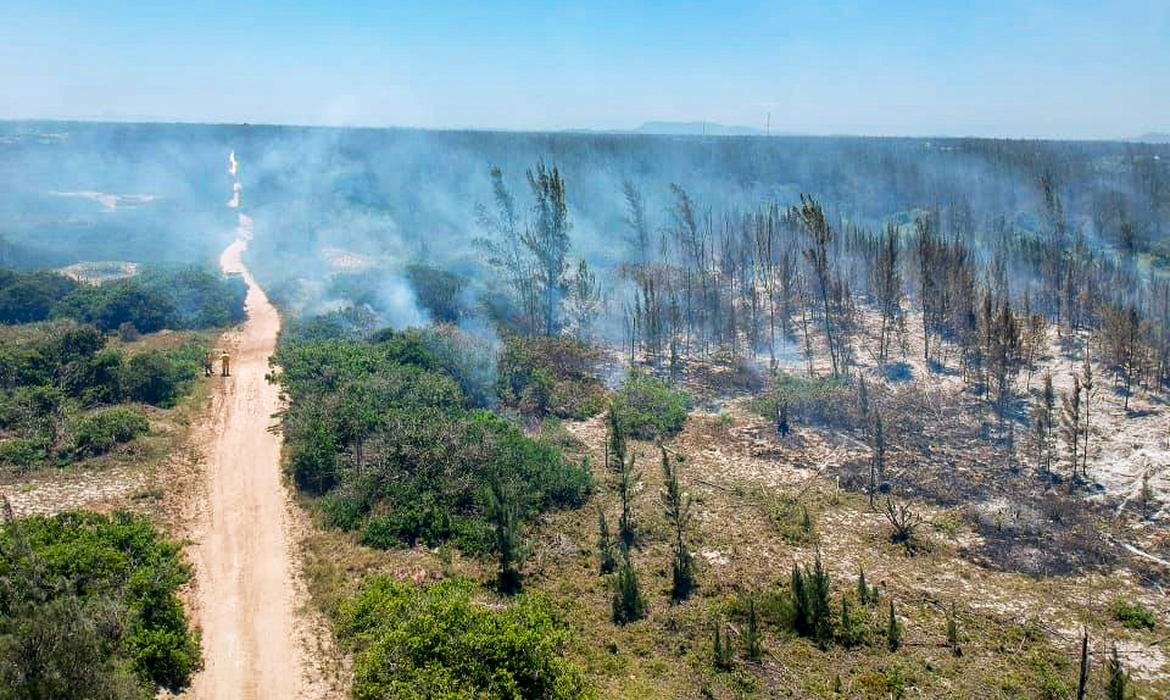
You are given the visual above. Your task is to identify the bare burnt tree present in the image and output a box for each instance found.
[872,223,905,364]
[792,195,849,377]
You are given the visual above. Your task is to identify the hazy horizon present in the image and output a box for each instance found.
[4,1,1168,140]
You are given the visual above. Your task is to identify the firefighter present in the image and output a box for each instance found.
[220,351,231,377]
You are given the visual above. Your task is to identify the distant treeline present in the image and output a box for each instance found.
[0,266,246,332]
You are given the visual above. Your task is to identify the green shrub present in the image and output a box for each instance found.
[274,334,592,554]
[0,511,201,697]
[0,438,47,471]
[0,270,79,325]
[611,555,647,625]
[69,406,149,458]
[405,263,468,323]
[497,335,607,420]
[338,578,592,700]
[60,348,124,406]
[613,369,691,440]
[754,373,859,430]
[120,346,202,407]
[1111,597,1156,631]
[52,267,245,333]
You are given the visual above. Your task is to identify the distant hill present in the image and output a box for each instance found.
[1127,132,1170,143]
[635,121,766,136]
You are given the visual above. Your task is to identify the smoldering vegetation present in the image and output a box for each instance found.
[6,120,1170,696]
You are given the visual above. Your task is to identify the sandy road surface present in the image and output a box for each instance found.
[186,214,302,699]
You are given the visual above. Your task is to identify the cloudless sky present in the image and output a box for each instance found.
[3,1,1168,138]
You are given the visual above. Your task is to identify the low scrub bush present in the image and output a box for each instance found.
[405,263,468,323]
[0,510,201,697]
[120,346,203,407]
[338,578,592,700]
[613,369,691,440]
[274,331,593,553]
[497,335,607,419]
[0,438,47,472]
[69,406,149,458]
[754,373,859,430]
[1111,597,1156,631]
[53,267,245,333]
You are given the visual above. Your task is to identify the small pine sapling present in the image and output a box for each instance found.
[886,599,902,651]
[597,506,616,575]
[743,596,763,662]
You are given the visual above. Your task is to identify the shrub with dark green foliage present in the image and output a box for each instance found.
[69,406,150,458]
[0,270,79,325]
[790,552,833,643]
[373,326,497,408]
[496,335,607,419]
[273,331,593,554]
[51,267,245,333]
[712,618,734,671]
[337,578,592,700]
[613,369,692,440]
[611,554,647,625]
[0,321,204,472]
[405,263,468,323]
[0,510,201,698]
[279,305,380,347]
[887,599,902,651]
[0,438,47,472]
[119,345,204,407]
[54,279,175,333]
[1110,597,1156,631]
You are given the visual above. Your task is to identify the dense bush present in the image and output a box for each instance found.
[0,321,205,471]
[405,263,468,323]
[496,335,608,420]
[0,438,47,471]
[69,406,150,458]
[279,305,380,347]
[338,578,591,700]
[613,369,692,440]
[0,510,201,698]
[0,270,79,324]
[51,267,245,333]
[53,280,175,333]
[274,329,593,552]
[120,345,204,407]
[1111,597,1156,631]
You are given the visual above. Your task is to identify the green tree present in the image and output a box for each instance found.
[566,259,602,342]
[886,599,902,651]
[611,553,646,625]
[606,406,640,549]
[660,447,695,603]
[597,507,616,575]
[487,478,528,595]
[523,161,572,336]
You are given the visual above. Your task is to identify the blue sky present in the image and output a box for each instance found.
[3,1,1167,138]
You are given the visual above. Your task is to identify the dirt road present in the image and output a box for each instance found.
[186,212,302,699]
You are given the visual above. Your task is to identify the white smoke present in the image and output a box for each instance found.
[227,150,241,208]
